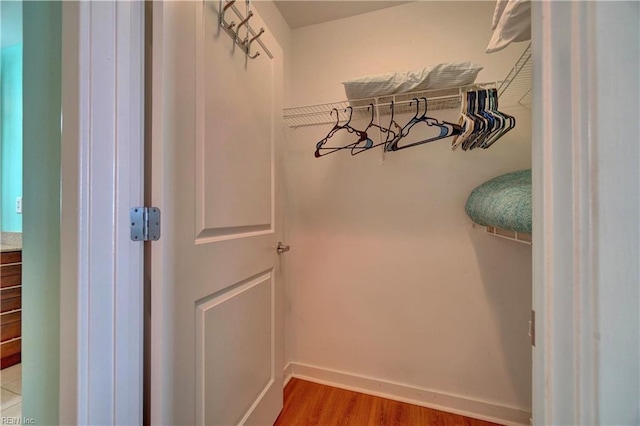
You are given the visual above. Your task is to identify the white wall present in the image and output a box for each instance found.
[283,1,532,422]
[288,1,525,106]
[22,2,61,424]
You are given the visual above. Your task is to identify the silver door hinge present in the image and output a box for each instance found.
[130,207,161,241]
[529,309,535,347]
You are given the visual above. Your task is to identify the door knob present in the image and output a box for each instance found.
[276,241,290,254]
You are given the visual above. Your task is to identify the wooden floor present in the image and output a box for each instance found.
[274,378,501,426]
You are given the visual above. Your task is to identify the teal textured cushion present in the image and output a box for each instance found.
[465,169,532,233]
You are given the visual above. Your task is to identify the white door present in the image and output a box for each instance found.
[149,1,285,424]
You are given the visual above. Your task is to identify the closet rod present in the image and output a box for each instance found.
[284,82,500,127]
[289,82,498,112]
[377,83,498,109]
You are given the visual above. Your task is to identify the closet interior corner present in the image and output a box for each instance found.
[268,1,534,424]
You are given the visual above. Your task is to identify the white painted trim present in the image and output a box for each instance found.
[149,2,165,424]
[283,362,293,387]
[287,362,531,426]
[114,3,145,424]
[59,1,145,424]
[532,2,640,425]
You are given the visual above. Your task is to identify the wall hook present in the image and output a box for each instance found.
[220,0,236,24]
[236,11,253,34]
[244,27,264,59]
[246,27,264,48]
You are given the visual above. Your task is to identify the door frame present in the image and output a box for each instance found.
[58,0,639,424]
[532,1,639,425]
[59,1,145,424]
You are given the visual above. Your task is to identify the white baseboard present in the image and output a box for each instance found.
[284,361,531,426]
[283,362,293,387]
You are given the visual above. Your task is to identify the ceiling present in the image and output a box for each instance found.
[0,1,413,47]
[273,1,414,29]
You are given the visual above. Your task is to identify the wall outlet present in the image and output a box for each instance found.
[16,196,22,214]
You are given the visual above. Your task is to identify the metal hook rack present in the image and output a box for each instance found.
[219,0,266,60]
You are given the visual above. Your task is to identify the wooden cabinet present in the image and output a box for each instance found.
[1,249,22,369]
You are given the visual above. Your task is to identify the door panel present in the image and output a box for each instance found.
[197,3,275,238]
[196,271,274,425]
[152,1,283,424]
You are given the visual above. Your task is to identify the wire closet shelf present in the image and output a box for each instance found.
[283,44,532,129]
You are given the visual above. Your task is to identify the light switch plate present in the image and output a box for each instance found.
[16,196,22,214]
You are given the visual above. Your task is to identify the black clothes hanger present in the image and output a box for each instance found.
[481,88,515,148]
[385,98,427,152]
[481,89,505,145]
[458,87,515,150]
[387,97,463,152]
[475,88,506,148]
[314,107,373,158]
[350,104,398,155]
[381,101,404,152]
[415,96,464,142]
[462,91,489,151]
[461,91,481,150]
[469,89,498,149]
[395,98,442,139]
[318,108,342,141]
[451,91,474,150]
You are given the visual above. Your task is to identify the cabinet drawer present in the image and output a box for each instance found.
[0,251,21,265]
[0,311,21,342]
[0,338,21,369]
[0,287,21,313]
[0,264,21,288]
